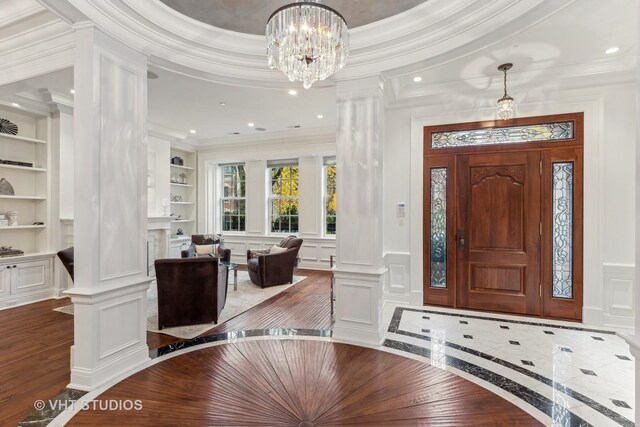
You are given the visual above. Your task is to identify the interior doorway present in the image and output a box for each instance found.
[423,114,583,321]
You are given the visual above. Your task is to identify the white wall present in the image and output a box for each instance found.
[147,135,170,217]
[197,128,336,269]
[383,82,637,331]
[58,109,74,219]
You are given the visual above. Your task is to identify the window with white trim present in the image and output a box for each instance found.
[324,157,336,235]
[268,160,299,234]
[221,163,246,232]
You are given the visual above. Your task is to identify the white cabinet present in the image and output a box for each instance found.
[11,260,49,295]
[169,237,191,258]
[0,255,54,309]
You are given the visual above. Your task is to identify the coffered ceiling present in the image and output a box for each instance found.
[158,0,426,35]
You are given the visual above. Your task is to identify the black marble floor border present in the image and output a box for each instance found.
[19,328,332,426]
[150,327,333,358]
[388,307,633,427]
[384,338,592,427]
[17,388,87,427]
[400,306,616,334]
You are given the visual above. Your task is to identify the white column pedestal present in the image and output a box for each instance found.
[333,268,386,346]
[67,280,151,391]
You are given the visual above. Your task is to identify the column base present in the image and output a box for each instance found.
[333,267,386,347]
[65,278,152,391]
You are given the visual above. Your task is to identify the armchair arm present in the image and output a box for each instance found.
[181,243,196,258]
[257,248,299,285]
[247,248,270,260]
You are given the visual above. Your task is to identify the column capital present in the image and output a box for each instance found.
[336,75,384,100]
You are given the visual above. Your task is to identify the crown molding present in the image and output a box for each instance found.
[30,0,575,89]
[198,126,335,151]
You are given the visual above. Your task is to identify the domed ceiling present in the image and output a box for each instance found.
[159,0,427,35]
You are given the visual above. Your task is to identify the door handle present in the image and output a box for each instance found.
[458,228,465,251]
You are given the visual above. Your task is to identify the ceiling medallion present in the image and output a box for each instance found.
[266,0,349,89]
[496,63,515,120]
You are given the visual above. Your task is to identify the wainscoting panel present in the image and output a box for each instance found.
[223,236,335,270]
[383,252,412,304]
[603,263,635,330]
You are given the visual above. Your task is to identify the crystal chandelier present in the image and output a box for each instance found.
[496,63,515,120]
[266,0,349,89]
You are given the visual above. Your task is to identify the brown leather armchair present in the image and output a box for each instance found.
[246,236,303,288]
[154,257,228,329]
[57,247,74,282]
[181,234,231,262]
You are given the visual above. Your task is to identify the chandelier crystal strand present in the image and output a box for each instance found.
[266,1,349,88]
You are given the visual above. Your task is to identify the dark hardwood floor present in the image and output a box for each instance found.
[0,268,332,426]
[70,339,540,426]
[1,268,541,426]
[0,297,74,427]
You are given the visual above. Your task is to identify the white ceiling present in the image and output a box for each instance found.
[2,0,636,142]
[147,69,337,139]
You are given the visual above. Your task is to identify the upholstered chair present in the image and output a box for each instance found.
[56,246,74,282]
[246,236,303,288]
[154,257,228,329]
[181,234,231,262]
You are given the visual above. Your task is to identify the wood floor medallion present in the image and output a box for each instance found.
[70,339,540,426]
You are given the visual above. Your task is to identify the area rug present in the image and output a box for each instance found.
[54,270,306,340]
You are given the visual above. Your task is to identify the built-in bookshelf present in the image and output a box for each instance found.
[169,146,196,239]
[0,104,54,309]
[0,105,51,255]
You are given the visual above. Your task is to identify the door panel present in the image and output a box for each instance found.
[11,260,49,295]
[456,151,541,315]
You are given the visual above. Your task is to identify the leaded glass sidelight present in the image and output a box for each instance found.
[430,168,447,288]
[552,162,574,299]
[432,121,574,148]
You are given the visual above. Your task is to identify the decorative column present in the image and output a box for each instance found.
[65,24,151,391]
[333,76,386,346]
[624,3,640,419]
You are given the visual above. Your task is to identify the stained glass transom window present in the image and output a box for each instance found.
[432,121,574,148]
[430,168,447,288]
[552,162,574,299]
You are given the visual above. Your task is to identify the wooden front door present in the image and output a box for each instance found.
[456,151,541,315]
[423,113,583,320]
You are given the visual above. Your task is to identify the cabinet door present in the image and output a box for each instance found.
[169,244,182,258]
[11,260,50,295]
[0,265,10,298]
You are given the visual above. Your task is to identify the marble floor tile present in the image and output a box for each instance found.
[383,304,635,427]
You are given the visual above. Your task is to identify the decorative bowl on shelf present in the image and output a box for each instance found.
[0,118,18,135]
[0,178,14,195]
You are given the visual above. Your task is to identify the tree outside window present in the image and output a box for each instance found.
[270,166,299,233]
[325,164,336,235]
[221,164,245,232]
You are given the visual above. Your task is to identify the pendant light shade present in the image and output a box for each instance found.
[497,63,515,120]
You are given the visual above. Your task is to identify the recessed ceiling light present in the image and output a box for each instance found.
[10,103,20,107]
[247,122,255,127]
[231,132,240,135]
[605,46,620,54]
[413,76,423,83]
[189,130,196,134]
[317,114,324,119]
[219,101,226,106]
[288,89,298,96]
[255,127,266,131]
[69,89,75,94]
